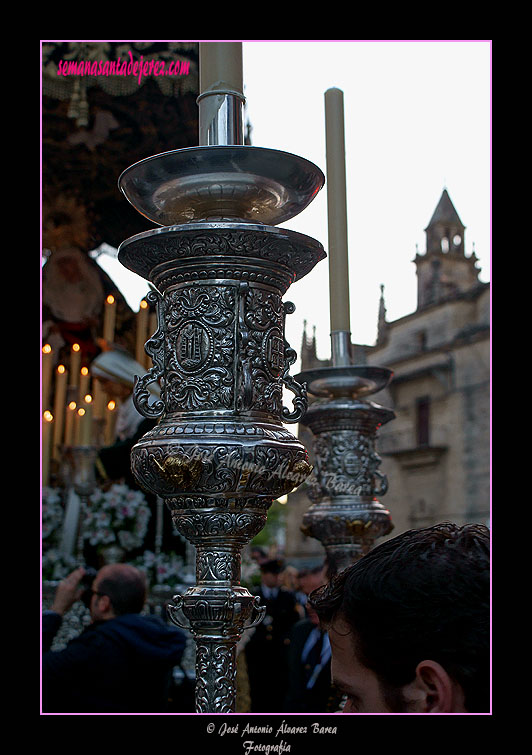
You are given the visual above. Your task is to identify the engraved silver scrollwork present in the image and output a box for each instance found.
[133,289,166,419]
[297,369,396,576]
[281,301,308,423]
[236,282,254,412]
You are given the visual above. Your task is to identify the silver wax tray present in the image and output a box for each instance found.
[118,145,325,227]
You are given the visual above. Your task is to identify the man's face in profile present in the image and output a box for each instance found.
[328,618,396,713]
[328,616,468,713]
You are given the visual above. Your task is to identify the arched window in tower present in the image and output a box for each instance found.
[441,237,449,252]
[453,234,462,247]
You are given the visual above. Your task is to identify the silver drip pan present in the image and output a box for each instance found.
[118,145,325,227]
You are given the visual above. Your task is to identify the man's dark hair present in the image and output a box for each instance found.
[260,558,284,575]
[97,565,147,616]
[298,564,325,579]
[309,522,490,712]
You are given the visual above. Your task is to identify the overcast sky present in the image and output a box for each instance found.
[97,40,491,367]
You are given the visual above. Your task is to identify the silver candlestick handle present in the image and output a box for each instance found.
[281,301,308,423]
[167,594,192,630]
[133,289,166,419]
[243,595,266,629]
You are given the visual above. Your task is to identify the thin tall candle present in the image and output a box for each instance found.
[325,87,351,335]
[42,410,53,486]
[136,298,149,365]
[64,401,77,446]
[42,344,53,409]
[52,365,68,460]
[103,294,116,344]
[79,366,90,404]
[104,400,117,445]
[80,395,93,446]
[70,344,81,387]
[93,380,105,420]
[75,407,85,446]
[199,42,243,95]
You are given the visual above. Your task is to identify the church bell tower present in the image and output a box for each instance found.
[414,188,481,310]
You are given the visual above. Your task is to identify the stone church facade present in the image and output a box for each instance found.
[285,189,490,567]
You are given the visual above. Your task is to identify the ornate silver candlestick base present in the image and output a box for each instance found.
[296,366,395,575]
[117,146,325,712]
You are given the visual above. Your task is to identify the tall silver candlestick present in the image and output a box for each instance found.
[296,88,396,576]
[117,42,325,712]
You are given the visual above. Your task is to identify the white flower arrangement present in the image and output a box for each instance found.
[42,487,65,544]
[82,483,151,552]
[42,548,78,581]
[131,550,185,588]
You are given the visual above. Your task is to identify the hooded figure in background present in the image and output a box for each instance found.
[91,347,159,482]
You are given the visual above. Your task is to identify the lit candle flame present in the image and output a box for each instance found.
[43,410,53,422]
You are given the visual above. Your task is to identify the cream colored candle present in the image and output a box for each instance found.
[93,380,105,420]
[199,42,243,95]
[136,298,149,365]
[70,344,81,388]
[80,395,93,446]
[52,365,68,460]
[64,401,77,446]
[104,399,117,445]
[325,87,351,334]
[79,366,90,403]
[103,294,116,344]
[74,407,85,446]
[42,344,53,409]
[42,410,53,486]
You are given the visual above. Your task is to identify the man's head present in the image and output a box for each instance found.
[309,522,490,713]
[298,565,328,626]
[89,564,147,622]
[260,559,283,588]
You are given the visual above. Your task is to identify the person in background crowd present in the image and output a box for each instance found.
[280,565,306,618]
[309,522,490,713]
[244,559,301,712]
[42,564,187,713]
[249,545,268,566]
[284,564,340,712]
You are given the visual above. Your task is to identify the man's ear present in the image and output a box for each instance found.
[100,594,114,616]
[404,660,466,713]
